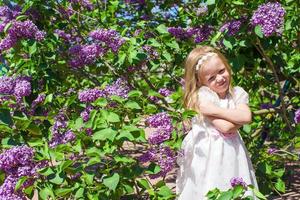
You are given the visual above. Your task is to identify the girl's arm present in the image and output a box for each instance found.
[200,102,252,125]
[206,116,242,134]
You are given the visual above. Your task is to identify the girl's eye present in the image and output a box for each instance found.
[219,69,225,73]
[208,76,215,82]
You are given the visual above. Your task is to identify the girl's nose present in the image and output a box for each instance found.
[216,75,223,82]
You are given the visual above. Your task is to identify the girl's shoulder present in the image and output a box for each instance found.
[198,86,220,105]
[232,86,249,105]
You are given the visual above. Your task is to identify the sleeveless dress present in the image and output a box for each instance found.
[176,86,259,200]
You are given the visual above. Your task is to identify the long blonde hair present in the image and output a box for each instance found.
[183,46,233,115]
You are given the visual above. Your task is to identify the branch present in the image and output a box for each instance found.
[253,37,294,133]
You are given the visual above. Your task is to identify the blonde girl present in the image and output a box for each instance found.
[176,46,259,199]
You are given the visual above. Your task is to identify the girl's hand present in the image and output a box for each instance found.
[199,101,219,116]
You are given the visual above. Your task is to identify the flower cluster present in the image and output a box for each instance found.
[0,145,48,199]
[80,105,93,122]
[168,25,214,43]
[78,88,105,103]
[145,112,173,144]
[294,109,300,124]
[149,88,172,103]
[68,44,105,68]
[0,20,46,52]
[230,177,247,188]
[104,78,131,99]
[49,111,76,148]
[219,17,246,36]
[195,3,208,16]
[139,146,176,179]
[89,29,125,53]
[69,0,94,10]
[142,45,159,60]
[250,2,286,37]
[31,94,46,108]
[0,76,32,100]
[0,5,21,33]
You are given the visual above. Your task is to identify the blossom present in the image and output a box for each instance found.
[0,76,15,95]
[230,177,247,188]
[89,29,125,53]
[250,2,286,37]
[195,3,208,16]
[78,88,105,103]
[31,94,46,108]
[220,17,246,36]
[104,78,131,99]
[14,79,32,98]
[158,88,172,97]
[267,147,277,155]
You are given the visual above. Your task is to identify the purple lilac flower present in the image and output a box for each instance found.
[62,130,76,143]
[149,95,159,103]
[260,103,273,109]
[230,177,247,188]
[146,112,172,128]
[31,94,46,108]
[294,109,300,124]
[85,128,93,136]
[168,27,193,40]
[68,44,105,68]
[14,79,32,99]
[146,112,173,144]
[54,29,72,42]
[104,78,131,99]
[220,18,246,36]
[0,76,15,95]
[80,105,93,122]
[89,29,125,53]
[142,45,159,59]
[138,148,157,163]
[0,175,26,200]
[0,5,21,33]
[158,88,172,97]
[193,25,214,43]
[78,88,105,103]
[250,2,286,37]
[0,145,34,172]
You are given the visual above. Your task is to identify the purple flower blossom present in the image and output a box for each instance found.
[230,177,247,188]
[0,76,15,95]
[142,45,159,59]
[138,148,156,163]
[250,2,286,37]
[14,79,31,98]
[220,18,246,36]
[168,27,193,40]
[68,44,105,69]
[54,29,72,42]
[104,78,131,99]
[146,112,173,144]
[193,25,214,43]
[158,88,172,97]
[80,105,93,122]
[89,29,125,53]
[31,94,46,108]
[69,0,94,10]
[294,109,300,124]
[78,88,105,103]
[62,130,76,143]
[195,3,208,16]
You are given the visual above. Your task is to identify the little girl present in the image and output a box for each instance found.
[176,46,259,199]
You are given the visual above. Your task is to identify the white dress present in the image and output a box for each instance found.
[176,86,259,200]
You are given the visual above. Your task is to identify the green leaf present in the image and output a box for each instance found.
[127,90,142,97]
[125,101,141,110]
[166,41,179,50]
[39,187,55,200]
[254,26,264,38]
[156,24,168,34]
[163,51,172,62]
[103,173,120,191]
[94,98,108,107]
[232,1,244,5]
[15,176,28,191]
[232,185,244,198]
[243,124,251,133]
[223,39,233,50]
[217,191,233,200]
[44,94,53,104]
[149,38,161,47]
[114,155,135,163]
[146,163,161,174]
[249,185,267,200]
[0,108,13,126]
[118,52,126,66]
[157,185,173,197]
[55,188,73,196]
[92,128,118,141]
[75,188,84,199]
[116,130,135,141]
[275,178,285,193]
[29,42,37,55]
[137,179,151,190]
[49,172,64,185]
[206,0,215,5]
[107,112,120,123]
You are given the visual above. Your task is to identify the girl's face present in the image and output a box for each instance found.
[199,54,230,99]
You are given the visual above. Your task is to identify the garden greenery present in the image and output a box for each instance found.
[0,0,299,199]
